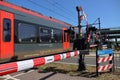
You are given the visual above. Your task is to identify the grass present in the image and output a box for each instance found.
[37,62,120,80]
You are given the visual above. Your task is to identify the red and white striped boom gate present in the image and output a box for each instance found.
[0,50,81,76]
[96,49,114,76]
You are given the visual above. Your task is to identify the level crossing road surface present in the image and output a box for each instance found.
[0,69,97,80]
[0,51,120,80]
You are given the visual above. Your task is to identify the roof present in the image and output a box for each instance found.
[101,28,120,34]
[0,1,71,27]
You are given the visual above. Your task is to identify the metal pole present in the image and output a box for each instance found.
[76,6,81,38]
[113,52,115,72]
[76,6,86,71]
[96,46,99,76]
[98,18,101,48]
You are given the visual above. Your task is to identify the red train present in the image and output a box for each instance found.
[0,1,74,63]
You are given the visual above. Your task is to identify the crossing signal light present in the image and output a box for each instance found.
[86,26,97,32]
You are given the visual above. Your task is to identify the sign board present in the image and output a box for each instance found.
[96,49,114,76]
[97,49,113,56]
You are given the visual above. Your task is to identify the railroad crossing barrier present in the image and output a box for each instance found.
[0,50,82,76]
[96,49,114,76]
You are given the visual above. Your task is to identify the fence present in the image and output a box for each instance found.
[96,49,114,76]
[114,51,120,72]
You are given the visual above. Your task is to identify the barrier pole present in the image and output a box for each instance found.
[0,50,80,76]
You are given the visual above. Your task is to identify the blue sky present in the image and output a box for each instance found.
[5,0,120,29]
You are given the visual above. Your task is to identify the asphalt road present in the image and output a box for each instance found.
[59,52,120,68]
[0,70,97,80]
[58,56,96,66]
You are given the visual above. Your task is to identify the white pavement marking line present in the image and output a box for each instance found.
[57,61,120,68]
[13,70,34,78]
[26,70,34,73]
[56,62,96,67]
[1,75,20,80]
[13,73,25,78]
[56,62,78,65]
[0,70,35,80]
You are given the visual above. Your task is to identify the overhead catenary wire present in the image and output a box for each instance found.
[46,0,75,17]
[27,0,77,23]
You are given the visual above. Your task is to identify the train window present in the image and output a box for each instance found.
[3,19,11,42]
[39,27,51,43]
[18,23,37,43]
[64,32,67,42]
[53,29,62,43]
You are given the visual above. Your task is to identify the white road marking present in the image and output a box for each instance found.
[57,61,120,68]
[56,62,78,65]
[56,62,96,67]
[12,70,34,77]
[57,62,96,67]
[13,73,25,78]
[0,70,35,80]
[57,60,120,69]
[27,70,34,73]
[1,75,20,80]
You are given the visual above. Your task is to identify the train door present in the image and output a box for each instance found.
[62,28,70,49]
[0,10,14,59]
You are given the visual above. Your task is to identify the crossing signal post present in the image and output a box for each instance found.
[76,6,81,38]
[76,6,86,71]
